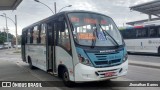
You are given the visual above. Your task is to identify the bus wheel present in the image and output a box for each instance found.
[28,57,36,69]
[62,69,74,87]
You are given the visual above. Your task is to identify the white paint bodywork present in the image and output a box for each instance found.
[55,46,74,81]
[25,44,128,82]
[25,45,47,71]
[25,44,74,81]
[74,60,128,81]
[125,38,160,53]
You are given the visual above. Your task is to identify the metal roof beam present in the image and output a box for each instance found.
[142,6,160,11]
[0,0,22,10]
[130,1,160,16]
[130,1,160,9]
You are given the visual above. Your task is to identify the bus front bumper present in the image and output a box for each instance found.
[74,60,128,82]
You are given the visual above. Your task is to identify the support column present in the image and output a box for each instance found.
[15,15,18,51]
[54,2,56,14]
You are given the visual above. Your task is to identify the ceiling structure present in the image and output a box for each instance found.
[127,0,160,25]
[0,0,22,10]
[130,0,160,17]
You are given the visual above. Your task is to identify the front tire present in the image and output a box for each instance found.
[62,69,74,87]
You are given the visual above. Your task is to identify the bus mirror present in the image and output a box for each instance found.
[58,21,65,32]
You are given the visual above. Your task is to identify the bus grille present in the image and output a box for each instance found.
[93,53,121,67]
[94,59,121,65]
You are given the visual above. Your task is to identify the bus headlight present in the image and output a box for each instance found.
[78,54,93,66]
[123,54,128,62]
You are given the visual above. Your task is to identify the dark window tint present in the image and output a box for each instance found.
[149,27,157,37]
[136,28,148,38]
[123,29,136,39]
[47,22,53,46]
[141,28,148,38]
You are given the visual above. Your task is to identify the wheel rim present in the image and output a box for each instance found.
[63,71,69,81]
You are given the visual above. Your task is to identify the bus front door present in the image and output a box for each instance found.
[46,22,56,73]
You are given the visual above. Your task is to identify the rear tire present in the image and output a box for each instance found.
[28,57,36,69]
[62,68,74,87]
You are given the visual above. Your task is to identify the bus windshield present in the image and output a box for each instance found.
[68,12,123,46]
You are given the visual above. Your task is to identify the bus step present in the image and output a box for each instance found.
[48,72,58,76]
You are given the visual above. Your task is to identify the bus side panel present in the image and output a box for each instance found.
[25,45,37,66]
[143,38,160,53]
[55,46,74,81]
[25,45,47,71]
[35,45,47,71]
[125,38,159,53]
[125,39,136,53]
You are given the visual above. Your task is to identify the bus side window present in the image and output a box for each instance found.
[136,29,141,38]
[124,30,129,39]
[124,29,135,39]
[149,27,157,37]
[33,26,40,44]
[58,22,71,51]
[40,24,46,44]
[141,28,148,38]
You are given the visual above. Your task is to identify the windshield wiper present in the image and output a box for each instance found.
[91,29,96,48]
[91,24,98,48]
[99,24,119,47]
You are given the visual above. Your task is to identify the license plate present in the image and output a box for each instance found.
[104,72,115,77]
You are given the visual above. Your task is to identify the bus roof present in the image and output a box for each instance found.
[22,10,111,31]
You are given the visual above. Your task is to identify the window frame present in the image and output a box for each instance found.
[57,20,72,52]
[39,23,47,44]
[148,26,158,38]
[32,25,40,44]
